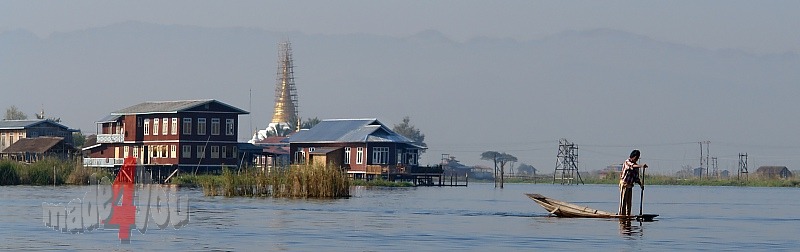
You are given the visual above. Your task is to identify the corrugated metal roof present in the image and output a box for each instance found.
[309,147,341,154]
[289,119,376,142]
[0,119,72,131]
[287,118,419,146]
[111,99,248,115]
[0,120,40,129]
[96,114,122,123]
[0,137,67,154]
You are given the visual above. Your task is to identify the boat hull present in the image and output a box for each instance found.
[525,193,658,220]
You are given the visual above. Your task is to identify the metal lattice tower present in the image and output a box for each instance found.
[553,138,583,185]
[271,40,300,131]
[738,153,748,181]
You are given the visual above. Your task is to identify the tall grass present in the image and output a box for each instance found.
[0,158,110,186]
[175,164,351,198]
[0,160,20,185]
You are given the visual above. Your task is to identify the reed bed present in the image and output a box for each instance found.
[177,164,350,198]
[0,158,93,185]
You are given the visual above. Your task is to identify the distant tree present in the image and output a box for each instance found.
[300,117,322,129]
[517,163,537,175]
[480,151,518,180]
[4,106,27,120]
[392,116,426,147]
[72,132,86,148]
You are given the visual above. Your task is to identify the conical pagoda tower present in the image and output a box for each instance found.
[269,40,299,132]
[248,40,300,142]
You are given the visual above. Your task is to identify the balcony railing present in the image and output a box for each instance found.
[83,158,124,167]
[96,134,124,143]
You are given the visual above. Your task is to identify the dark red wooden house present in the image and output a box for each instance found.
[83,99,248,174]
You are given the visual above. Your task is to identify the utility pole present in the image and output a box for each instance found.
[706,141,710,178]
[699,142,703,179]
[699,141,710,179]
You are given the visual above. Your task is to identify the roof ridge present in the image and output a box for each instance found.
[322,118,377,121]
[143,99,214,103]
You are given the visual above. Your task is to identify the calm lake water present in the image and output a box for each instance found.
[1,183,799,251]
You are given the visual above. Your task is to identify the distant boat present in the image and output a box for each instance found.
[525,193,657,221]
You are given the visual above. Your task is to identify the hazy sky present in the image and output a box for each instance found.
[3,1,800,173]
[2,0,799,54]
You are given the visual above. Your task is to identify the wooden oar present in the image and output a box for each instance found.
[635,166,658,221]
[639,165,645,217]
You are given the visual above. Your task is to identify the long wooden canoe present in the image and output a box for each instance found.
[525,193,658,220]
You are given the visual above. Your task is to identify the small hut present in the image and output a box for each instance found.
[0,137,75,162]
[755,166,792,179]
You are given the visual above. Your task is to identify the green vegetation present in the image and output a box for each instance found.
[0,158,110,186]
[351,179,413,187]
[0,161,20,185]
[174,164,351,198]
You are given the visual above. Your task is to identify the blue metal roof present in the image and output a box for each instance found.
[0,119,74,131]
[0,120,41,129]
[287,118,420,146]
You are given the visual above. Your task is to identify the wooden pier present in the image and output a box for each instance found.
[384,165,468,187]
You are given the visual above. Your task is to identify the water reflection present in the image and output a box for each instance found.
[3,184,800,250]
[618,219,643,237]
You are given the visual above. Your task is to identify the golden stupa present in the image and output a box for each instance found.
[270,40,299,131]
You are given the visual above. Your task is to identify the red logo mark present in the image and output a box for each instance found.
[106,157,137,243]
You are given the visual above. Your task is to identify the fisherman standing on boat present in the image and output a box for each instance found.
[619,149,648,216]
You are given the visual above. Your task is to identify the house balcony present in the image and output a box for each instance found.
[96,133,125,143]
[83,157,124,167]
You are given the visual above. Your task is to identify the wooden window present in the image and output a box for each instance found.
[182,145,191,158]
[162,118,169,135]
[372,147,389,164]
[356,147,363,164]
[344,147,351,164]
[397,151,403,165]
[183,118,192,135]
[197,145,206,159]
[211,146,219,159]
[153,118,159,135]
[211,118,220,135]
[171,118,178,135]
[407,150,418,165]
[197,118,206,135]
[221,146,227,159]
[294,149,306,164]
[225,119,235,135]
[144,119,150,135]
